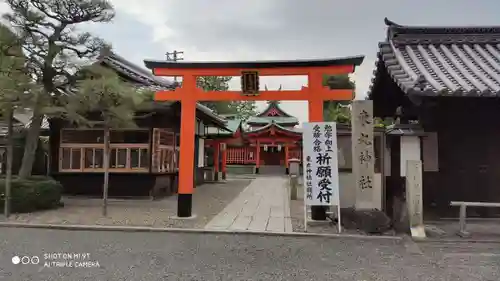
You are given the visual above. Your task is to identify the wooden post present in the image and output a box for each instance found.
[255,140,260,174]
[352,100,376,210]
[458,204,467,236]
[213,141,220,181]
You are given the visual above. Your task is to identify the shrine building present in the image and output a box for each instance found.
[369,18,500,218]
[206,101,302,176]
[48,52,229,198]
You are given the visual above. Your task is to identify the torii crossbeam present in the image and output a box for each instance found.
[144,56,364,217]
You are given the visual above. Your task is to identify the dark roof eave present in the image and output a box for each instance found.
[247,121,299,125]
[144,56,365,70]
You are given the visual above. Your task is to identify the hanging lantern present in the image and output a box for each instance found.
[264,145,268,152]
[277,145,282,152]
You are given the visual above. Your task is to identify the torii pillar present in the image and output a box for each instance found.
[144,56,364,218]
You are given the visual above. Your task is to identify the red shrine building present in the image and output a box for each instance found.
[206,101,302,176]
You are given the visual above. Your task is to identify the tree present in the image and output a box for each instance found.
[63,65,145,216]
[229,100,257,121]
[323,74,355,124]
[3,0,115,179]
[0,23,34,217]
[323,102,351,124]
[197,76,257,120]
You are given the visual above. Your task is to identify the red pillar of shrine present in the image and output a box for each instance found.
[221,143,227,180]
[285,144,289,175]
[255,140,260,174]
[213,142,220,181]
[308,72,327,221]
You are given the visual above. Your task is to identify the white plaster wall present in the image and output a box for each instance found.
[400,136,421,177]
[339,172,382,209]
[198,138,205,167]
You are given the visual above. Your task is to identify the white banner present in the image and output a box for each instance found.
[301,122,340,206]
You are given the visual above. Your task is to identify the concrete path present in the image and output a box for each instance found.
[204,176,293,233]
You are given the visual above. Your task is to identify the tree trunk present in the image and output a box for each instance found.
[18,104,43,179]
[4,107,13,218]
[102,126,110,216]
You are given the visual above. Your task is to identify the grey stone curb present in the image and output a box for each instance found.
[415,238,500,244]
[0,222,402,241]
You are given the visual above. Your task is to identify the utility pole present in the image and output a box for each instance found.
[166,50,184,83]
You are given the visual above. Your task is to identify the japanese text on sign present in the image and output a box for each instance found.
[302,122,340,206]
[352,101,375,196]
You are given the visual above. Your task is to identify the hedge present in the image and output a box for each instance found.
[0,176,63,213]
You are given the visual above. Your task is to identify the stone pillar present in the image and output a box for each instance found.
[351,100,376,210]
[406,160,425,238]
[400,136,421,177]
[288,158,300,200]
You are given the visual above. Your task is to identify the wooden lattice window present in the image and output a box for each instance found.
[59,129,150,173]
[151,128,177,173]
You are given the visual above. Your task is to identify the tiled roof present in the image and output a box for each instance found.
[370,18,500,97]
[100,52,227,127]
[247,101,299,125]
[246,120,301,135]
[246,116,299,125]
[101,53,177,91]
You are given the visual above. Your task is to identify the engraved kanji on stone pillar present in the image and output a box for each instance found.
[351,100,375,210]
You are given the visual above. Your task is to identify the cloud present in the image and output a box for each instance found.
[4,0,500,124]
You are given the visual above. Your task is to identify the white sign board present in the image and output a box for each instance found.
[302,122,341,232]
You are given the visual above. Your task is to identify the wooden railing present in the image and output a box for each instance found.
[59,128,179,173]
[59,144,150,173]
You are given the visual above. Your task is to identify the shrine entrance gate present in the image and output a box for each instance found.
[144,57,364,217]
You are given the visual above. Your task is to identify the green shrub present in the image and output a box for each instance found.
[0,176,63,213]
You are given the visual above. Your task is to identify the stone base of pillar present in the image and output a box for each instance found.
[177,194,192,217]
[214,171,219,181]
[285,167,289,175]
[311,206,327,221]
[255,167,259,174]
[222,172,226,180]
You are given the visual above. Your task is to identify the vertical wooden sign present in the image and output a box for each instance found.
[352,100,375,210]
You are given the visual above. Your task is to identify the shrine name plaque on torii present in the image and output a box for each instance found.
[144,56,364,218]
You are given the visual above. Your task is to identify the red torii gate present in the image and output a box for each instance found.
[144,57,364,217]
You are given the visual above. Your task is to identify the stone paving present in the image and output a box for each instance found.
[3,179,251,229]
[1,228,499,280]
[205,176,293,233]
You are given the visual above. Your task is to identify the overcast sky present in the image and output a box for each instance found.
[2,0,500,125]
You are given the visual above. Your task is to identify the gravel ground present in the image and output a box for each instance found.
[4,179,251,229]
[424,220,500,240]
[0,227,498,281]
[289,184,391,235]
